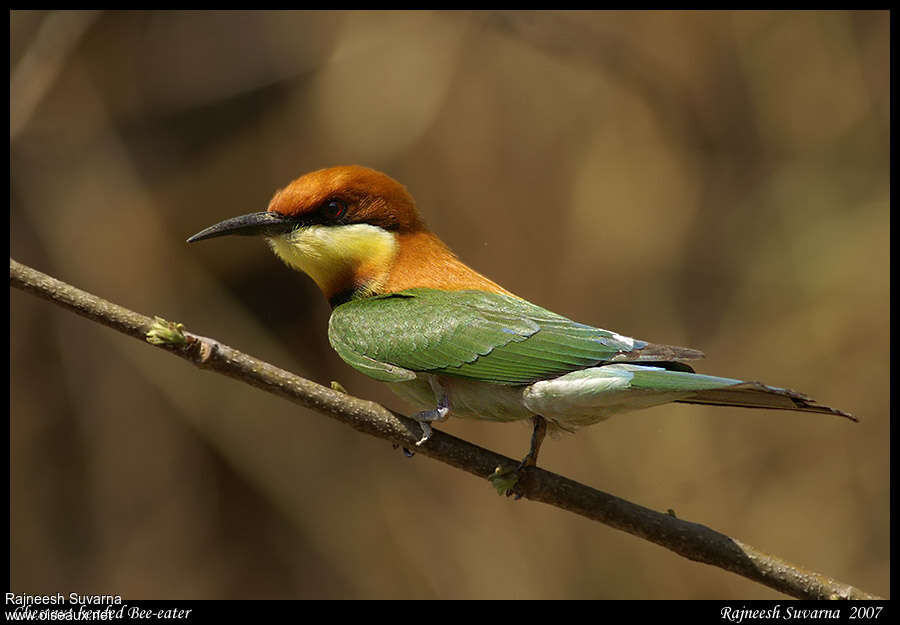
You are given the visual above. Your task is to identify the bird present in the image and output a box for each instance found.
[187,165,856,492]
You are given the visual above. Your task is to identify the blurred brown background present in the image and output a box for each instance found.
[10,10,889,599]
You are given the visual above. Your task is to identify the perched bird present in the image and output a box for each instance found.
[188,166,855,489]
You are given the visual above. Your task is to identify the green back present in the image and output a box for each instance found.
[328,288,646,385]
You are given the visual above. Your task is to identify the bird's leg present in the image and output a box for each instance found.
[518,415,548,471]
[489,415,548,497]
[411,377,450,446]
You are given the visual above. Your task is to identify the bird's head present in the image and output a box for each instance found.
[188,166,427,304]
[266,165,425,233]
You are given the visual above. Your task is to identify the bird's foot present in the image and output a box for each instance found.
[488,416,548,498]
[391,443,416,458]
[411,405,449,446]
[411,378,451,446]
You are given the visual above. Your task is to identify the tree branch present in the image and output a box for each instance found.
[9,258,881,600]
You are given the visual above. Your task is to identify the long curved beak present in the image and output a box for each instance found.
[186,212,295,243]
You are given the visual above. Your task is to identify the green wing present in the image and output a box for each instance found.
[328,288,700,385]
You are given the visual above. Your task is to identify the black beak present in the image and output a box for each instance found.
[186,212,295,243]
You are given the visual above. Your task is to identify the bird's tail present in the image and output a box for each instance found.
[625,366,857,421]
[522,364,857,427]
[673,381,856,420]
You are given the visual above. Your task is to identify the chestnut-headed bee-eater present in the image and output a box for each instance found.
[188,166,855,482]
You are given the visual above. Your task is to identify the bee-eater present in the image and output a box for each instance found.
[187,166,855,484]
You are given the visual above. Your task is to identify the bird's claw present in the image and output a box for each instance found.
[488,416,548,498]
[411,397,449,446]
[391,442,416,457]
[415,421,433,446]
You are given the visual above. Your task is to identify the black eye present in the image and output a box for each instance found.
[324,199,347,221]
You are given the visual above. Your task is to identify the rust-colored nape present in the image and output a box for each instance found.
[267,165,427,233]
[264,165,514,301]
[381,231,515,297]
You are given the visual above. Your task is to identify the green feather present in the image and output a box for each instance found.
[328,289,856,422]
[328,288,648,385]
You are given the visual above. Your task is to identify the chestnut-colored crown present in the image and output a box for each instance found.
[267,165,426,233]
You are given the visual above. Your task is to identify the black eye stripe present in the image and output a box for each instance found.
[324,199,348,221]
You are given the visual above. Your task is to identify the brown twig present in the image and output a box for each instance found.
[9,257,881,600]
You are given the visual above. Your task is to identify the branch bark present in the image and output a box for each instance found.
[9,257,881,600]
